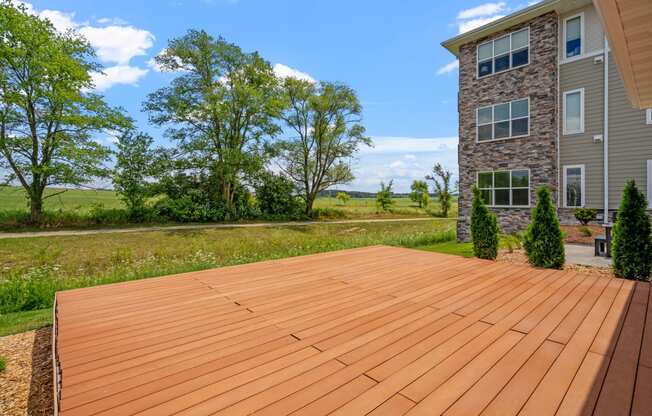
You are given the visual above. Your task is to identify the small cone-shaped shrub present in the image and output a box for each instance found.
[612,180,652,280]
[471,186,499,260]
[524,186,565,268]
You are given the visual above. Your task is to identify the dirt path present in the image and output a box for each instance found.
[0,217,449,239]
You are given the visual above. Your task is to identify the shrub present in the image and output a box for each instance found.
[336,192,351,205]
[578,226,592,237]
[254,172,303,218]
[612,180,652,280]
[470,186,499,260]
[573,207,597,225]
[0,356,5,373]
[524,186,565,269]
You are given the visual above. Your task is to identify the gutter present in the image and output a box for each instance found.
[603,36,609,223]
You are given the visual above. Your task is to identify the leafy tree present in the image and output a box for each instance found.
[426,163,453,217]
[112,131,164,219]
[612,180,652,280]
[470,186,499,259]
[144,30,282,218]
[0,1,130,222]
[254,171,302,217]
[524,186,565,269]
[336,192,350,205]
[376,180,394,212]
[275,77,371,216]
[410,180,429,208]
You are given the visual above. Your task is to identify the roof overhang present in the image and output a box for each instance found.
[594,0,652,109]
[442,0,556,57]
[441,0,591,57]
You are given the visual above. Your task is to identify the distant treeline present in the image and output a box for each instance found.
[319,189,457,198]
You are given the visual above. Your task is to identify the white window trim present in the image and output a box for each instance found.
[476,97,531,143]
[476,169,531,208]
[476,27,530,79]
[646,109,652,125]
[563,12,584,59]
[563,88,585,135]
[563,164,585,208]
[648,160,652,209]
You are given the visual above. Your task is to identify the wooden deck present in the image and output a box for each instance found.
[53,246,652,416]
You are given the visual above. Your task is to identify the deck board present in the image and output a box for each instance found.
[54,246,651,415]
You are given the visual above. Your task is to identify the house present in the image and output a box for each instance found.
[442,0,652,241]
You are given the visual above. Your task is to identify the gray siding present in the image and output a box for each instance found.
[607,55,652,209]
[558,5,605,62]
[559,55,604,208]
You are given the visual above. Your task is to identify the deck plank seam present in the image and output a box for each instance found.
[630,282,651,415]
[551,278,632,416]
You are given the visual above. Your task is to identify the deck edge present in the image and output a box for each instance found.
[52,293,61,416]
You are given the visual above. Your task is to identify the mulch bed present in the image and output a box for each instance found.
[0,326,54,416]
[561,224,605,245]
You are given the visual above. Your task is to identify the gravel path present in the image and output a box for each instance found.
[0,327,53,416]
[0,217,447,240]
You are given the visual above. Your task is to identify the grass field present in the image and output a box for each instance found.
[0,186,124,211]
[0,186,442,214]
[0,219,456,335]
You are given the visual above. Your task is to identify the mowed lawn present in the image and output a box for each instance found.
[0,219,456,336]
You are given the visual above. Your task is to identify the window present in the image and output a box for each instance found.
[563,89,584,134]
[648,161,652,209]
[564,14,583,58]
[564,165,585,208]
[477,170,530,207]
[647,109,652,124]
[477,28,529,78]
[477,98,530,142]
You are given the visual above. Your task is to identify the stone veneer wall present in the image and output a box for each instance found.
[457,12,559,242]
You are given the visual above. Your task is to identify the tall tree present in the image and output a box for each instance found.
[144,30,282,218]
[112,131,164,218]
[426,163,453,217]
[0,1,130,222]
[275,78,371,216]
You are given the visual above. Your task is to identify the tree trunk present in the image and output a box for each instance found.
[30,193,43,224]
[305,193,315,217]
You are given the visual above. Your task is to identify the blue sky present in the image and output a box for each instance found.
[20,0,533,192]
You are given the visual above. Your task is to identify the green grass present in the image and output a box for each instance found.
[0,308,52,337]
[0,186,124,212]
[0,356,5,372]
[418,241,475,257]
[313,196,458,219]
[418,234,523,258]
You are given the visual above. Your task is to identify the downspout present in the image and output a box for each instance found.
[603,37,609,223]
[556,16,562,208]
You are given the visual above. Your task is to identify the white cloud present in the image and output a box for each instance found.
[458,15,506,33]
[437,60,459,75]
[457,2,506,19]
[360,136,458,155]
[404,154,417,161]
[273,63,315,83]
[16,2,154,92]
[39,9,78,32]
[455,2,508,34]
[79,26,154,65]
[90,65,149,91]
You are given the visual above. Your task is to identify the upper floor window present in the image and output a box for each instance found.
[476,98,530,142]
[478,170,530,207]
[563,88,584,135]
[564,14,583,58]
[477,28,529,78]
